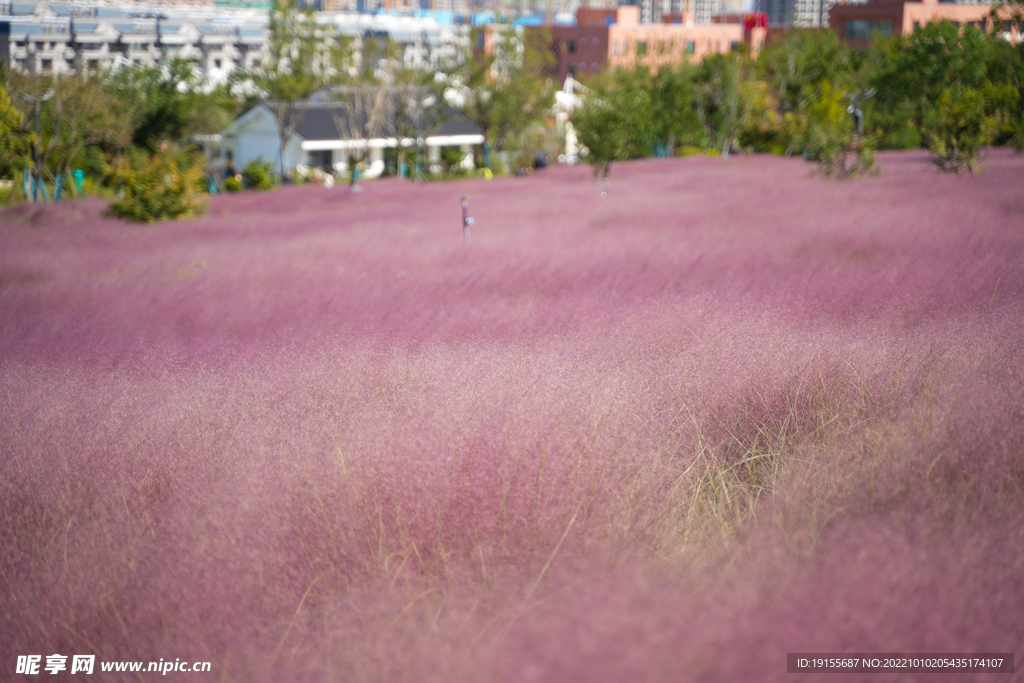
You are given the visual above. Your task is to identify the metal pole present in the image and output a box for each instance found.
[461,195,473,243]
[33,98,42,202]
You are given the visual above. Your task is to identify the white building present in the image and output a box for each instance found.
[0,0,470,78]
[219,98,484,177]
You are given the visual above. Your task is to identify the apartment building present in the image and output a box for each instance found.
[0,0,470,77]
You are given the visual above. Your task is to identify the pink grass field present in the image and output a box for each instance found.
[2,150,1023,682]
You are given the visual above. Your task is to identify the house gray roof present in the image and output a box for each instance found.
[287,100,482,142]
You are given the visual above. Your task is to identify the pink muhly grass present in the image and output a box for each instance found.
[1,150,1022,681]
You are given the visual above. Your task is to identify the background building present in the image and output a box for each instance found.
[0,0,470,77]
[830,0,1019,45]
[528,4,766,81]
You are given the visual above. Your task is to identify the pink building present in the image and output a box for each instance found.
[528,5,767,80]
[829,0,1022,46]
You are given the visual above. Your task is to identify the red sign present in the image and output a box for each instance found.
[744,11,767,28]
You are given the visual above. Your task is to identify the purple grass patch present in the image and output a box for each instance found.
[2,151,1022,681]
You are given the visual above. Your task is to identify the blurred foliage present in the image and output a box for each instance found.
[230,0,349,176]
[3,71,132,194]
[242,157,277,190]
[4,17,1024,194]
[798,79,878,178]
[923,85,1003,174]
[441,26,555,166]
[571,20,1024,178]
[573,67,657,179]
[107,150,207,222]
[0,83,28,180]
[106,60,236,152]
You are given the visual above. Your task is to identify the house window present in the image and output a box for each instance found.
[913,20,920,31]
[685,40,695,53]
[637,41,646,55]
[568,39,576,53]
[730,41,740,51]
[845,19,893,39]
[214,58,222,67]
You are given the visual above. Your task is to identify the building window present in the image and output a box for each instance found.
[730,41,740,51]
[845,19,893,39]
[568,39,575,53]
[214,58,222,67]
[913,20,920,31]
[611,40,618,55]
[637,41,646,55]
[685,40,695,53]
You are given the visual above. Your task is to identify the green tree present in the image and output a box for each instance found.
[442,26,553,170]
[106,60,232,151]
[651,65,700,150]
[572,67,657,180]
[694,53,744,155]
[923,84,1005,174]
[756,29,853,116]
[0,83,27,181]
[871,21,997,147]
[5,71,131,199]
[987,5,1024,148]
[236,0,348,176]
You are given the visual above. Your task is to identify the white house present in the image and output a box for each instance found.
[218,98,485,178]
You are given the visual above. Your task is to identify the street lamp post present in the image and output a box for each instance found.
[21,90,54,203]
[846,88,876,137]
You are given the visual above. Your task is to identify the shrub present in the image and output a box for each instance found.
[107,151,206,223]
[242,157,277,191]
[923,85,1000,175]
[224,175,243,193]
